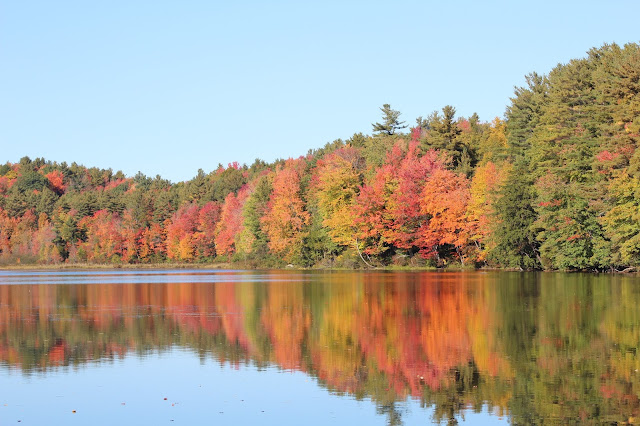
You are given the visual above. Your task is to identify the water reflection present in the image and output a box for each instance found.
[1,271,640,424]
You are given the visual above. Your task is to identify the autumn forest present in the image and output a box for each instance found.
[1,43,639,271]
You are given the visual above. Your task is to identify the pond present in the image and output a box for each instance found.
[1,269,639,424]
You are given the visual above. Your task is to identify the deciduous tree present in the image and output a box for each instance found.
[261,159,310,263]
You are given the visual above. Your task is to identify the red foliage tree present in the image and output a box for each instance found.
[355,141,446,255]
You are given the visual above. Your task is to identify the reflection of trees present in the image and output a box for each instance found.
[498,273,640,424]
[2,272,640,423]
[497,273,540,424]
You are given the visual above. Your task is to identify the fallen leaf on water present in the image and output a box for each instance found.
[164,398,168,401]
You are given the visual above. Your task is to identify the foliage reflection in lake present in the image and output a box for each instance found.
[1,270,640,424]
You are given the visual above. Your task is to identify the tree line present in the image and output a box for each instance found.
[1,43,639,270]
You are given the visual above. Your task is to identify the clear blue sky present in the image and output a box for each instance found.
[2,1,639,182]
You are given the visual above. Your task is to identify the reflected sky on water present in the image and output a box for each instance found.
[2,270,640,424]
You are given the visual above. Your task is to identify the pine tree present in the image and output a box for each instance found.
[36,187,58,218]
[527,53,609,269]
[425,105,466,167]
[489,161,540,269]
[505,73,548,157]
[372,104,407,136]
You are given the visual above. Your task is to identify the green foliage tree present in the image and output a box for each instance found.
[237,174,272,258]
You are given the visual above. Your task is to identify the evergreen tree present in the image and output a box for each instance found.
[425,106,466,167]
[505,73,549,157]
[36,187,58,218]
[489,161,540,269]
[372,104,407,136]
[182,168,209,204]
[347,132,367,148]
[5,189,30,218]
[208,164,246,202]
[153,191,177,224]
[526,52,609,269]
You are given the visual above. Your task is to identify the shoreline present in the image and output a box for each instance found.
[1,263,635,274]
[0,262,449,272]
[0,262,236,271]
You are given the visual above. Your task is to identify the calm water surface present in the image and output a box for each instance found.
[1,270,639,425]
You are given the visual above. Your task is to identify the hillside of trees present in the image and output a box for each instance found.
[1,43,639,271]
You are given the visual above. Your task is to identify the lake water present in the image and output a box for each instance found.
[1,270,639,425]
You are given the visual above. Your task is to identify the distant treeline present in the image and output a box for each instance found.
[1,43,639,270]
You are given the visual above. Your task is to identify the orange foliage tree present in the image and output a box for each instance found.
[166,202,200,261]
[0,209,13,261]
[421,168,474,263]
[32,213,62,263]
[260,159,310,262]
[76,210,124,263]
[45,170,66,195]
[138,222,166,262]
[120,209,142,263]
